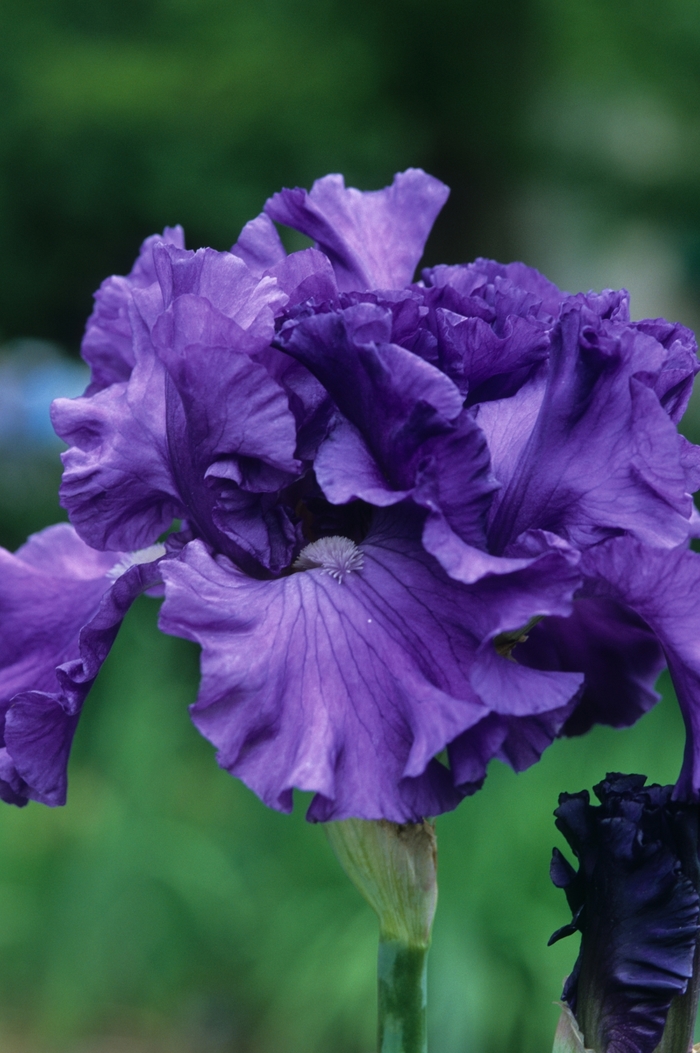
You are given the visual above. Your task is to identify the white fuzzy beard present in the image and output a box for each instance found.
[293,536,364,583]
[106,543,167,582]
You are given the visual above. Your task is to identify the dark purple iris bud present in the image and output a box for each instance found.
[549,774,700,1053]
[0,524,163,805]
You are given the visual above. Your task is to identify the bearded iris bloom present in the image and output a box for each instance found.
[0,169,699,826]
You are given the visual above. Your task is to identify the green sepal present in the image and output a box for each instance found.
[326,818,437,947]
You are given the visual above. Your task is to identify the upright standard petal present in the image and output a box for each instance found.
[82,226,185,392]
[54,237,306,557]
[153,295,303,573]
[276,302,463,499]
[149,241,287,326]
[266,169,449,292]
[53,315,181,551]
[0,524,163,805]
[230,212,287,276]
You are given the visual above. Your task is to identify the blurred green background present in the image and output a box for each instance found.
[1,0,700,1049]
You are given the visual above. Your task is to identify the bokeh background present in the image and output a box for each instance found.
[1,0,699,1049]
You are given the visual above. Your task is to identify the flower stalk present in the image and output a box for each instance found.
[326,818,437,1053]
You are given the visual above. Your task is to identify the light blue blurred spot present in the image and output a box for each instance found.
[0,339,89,449]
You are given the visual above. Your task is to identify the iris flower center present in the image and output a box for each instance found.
[293,536,364,583]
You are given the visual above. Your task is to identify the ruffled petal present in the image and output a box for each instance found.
[152,294,303,572]
[155,295,300,475]
[631,318,699,423]
[413,410,503,581]
[276,302,463,494]
[159,510,582,821]
[230,212,287,275]
[81,226,185,392]
[55,240,304,559]
[433,307,549,400]
[486,302,698,552]
[0,524,162,805]
[265,169,449,292]
[576,538,700,801]
[0,525,120,702]
[53,329,180,551]
[150,242,287,326]
[448,704,577,794]
[265,247,338,306]
[313,415,410,507]
[424,258,565,322]
[520,595,665,737]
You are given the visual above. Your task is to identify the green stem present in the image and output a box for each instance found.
[378,938,428,1053]
[326,818,437,1053]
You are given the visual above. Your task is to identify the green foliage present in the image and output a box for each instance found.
[2,0,700,346]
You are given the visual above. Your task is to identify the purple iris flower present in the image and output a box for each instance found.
[269,180,700,804]
[2,167,700,821]
[549,774,700,1053]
